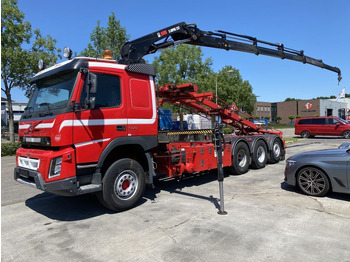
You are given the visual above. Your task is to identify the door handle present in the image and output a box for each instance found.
[116,125,126,131]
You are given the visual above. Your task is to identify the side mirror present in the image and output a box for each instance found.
[336,122,341,126]
[81,70,97,109]
[89,73,97,94]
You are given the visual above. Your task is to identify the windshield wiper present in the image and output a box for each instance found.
[38,102,53,117]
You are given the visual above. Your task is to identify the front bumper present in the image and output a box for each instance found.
[14,167,79,196]
[284,163,298,186]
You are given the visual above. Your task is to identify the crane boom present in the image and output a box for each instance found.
[119,22,341,81]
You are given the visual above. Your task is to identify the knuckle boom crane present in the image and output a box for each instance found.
[119,22,341,82]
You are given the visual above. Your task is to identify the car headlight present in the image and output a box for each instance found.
[286,159,297,166]
[49,157,62,179]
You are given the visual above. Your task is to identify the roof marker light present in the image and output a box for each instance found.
[103,49,112,59]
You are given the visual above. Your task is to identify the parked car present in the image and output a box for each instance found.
[284,143,350,196]
[295,116,350,138]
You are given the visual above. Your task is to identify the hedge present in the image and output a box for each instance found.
[1,142,20,156]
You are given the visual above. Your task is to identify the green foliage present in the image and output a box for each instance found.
[295,115,303,119]
[264,116,270,120]
[275,116,282,123]
[153,45,213,87]
[80,12,129,60]
[285,97,297,101]
[254,116,260,119]
[153,45,213,113]
[1,0,61,142]
[153,46,256,114]
[208,66,256,114]
[288,115,295,121]
[1,142,20,156]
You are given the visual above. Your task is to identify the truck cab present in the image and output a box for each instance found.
[15,57,158,197]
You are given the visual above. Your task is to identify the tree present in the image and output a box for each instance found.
[153,45,213,88]
[285,97,297,101]
[288,115,295,122]
[152,45,213,113]
[153,46,256,114]
[1,0,61,142]
[275,116,282,123]
[80,12,129,60]
[211,66,256,114]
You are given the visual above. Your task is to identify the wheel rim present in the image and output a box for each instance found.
[114,170,138,200]
[344,131,350,139]
[257,146,266,163]
[302,131,308,138]
[237,149,247,167]
[273,142,281,158]
[298,169,326,195]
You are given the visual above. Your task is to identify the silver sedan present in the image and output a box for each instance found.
[284,143,350,196]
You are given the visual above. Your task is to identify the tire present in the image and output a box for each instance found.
[297,167,330,196]
[343,130,350,139]
[301,130,311,138]
[270,138,283,163]
[230,142,250,175]
[97,158,146,212]
[251,140,267,169]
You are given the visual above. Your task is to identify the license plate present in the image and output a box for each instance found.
[19,169,29,178]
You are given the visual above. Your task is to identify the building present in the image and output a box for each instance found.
[253,99,349,124]
[1,98,27,131]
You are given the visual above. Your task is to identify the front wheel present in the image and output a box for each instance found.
[230,142,250,175]
[296,167,330,196]
[97,158,146,212]
[343,130,350,139]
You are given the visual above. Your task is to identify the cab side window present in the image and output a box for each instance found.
[81,73,121,108]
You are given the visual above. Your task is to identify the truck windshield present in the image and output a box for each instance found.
[26,70,78,113]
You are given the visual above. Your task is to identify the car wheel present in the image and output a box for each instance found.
[230,142,250,175]
[297,167,330,196]
[97,158,146,212]
[251,140,267,169]
[343,130,350,139]
[301,130,310,138]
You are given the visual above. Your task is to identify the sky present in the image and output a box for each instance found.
[3,0,350,103]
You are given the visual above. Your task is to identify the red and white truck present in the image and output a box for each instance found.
[14,22,341,211]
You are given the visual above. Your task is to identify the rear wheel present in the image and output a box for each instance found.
[270,138,283,163]
[251,140,267,169]
[297,167,330,196]
[97,158,146,212]
[343,130,350,139]
[301,130,311,138]
[230,142,250,175]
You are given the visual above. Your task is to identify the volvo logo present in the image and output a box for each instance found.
[29,122,34,132]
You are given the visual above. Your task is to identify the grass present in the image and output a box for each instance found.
[284,137,303,144]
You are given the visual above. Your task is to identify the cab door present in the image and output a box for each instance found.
[73,69,127,164]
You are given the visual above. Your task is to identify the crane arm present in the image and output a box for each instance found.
[119,22,341,81]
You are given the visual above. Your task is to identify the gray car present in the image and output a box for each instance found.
[284,143,350,196]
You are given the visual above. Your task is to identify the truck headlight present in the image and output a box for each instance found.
[286,160,297,166]
[49,157,62,179]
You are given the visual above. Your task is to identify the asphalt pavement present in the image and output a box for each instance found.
[1,136,350,262]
